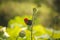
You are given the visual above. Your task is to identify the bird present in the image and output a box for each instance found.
[24,18,32,26]
[24,18,32,30]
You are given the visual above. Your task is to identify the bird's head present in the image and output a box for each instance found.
[24,18,28,22]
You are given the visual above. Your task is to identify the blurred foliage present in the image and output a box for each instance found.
[33,0,42,7]
[6,16,31,40]
[0,0,60,40]
[8,16,32,27]
[53,0,60,13]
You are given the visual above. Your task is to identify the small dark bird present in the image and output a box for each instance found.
[24,18,32,26]
[24,18,32,30]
